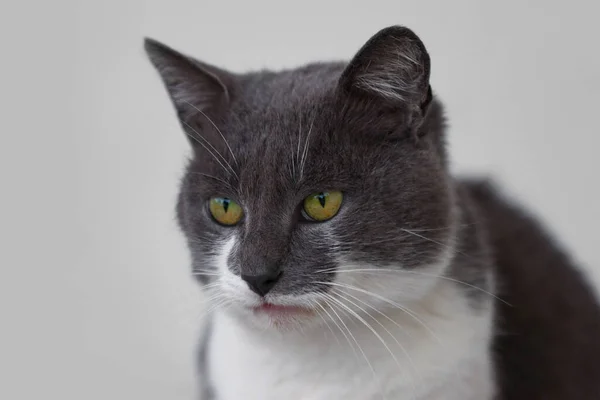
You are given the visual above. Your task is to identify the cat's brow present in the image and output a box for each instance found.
[299,115,315,182]
[184,100,239,167]
[183,121,239,180]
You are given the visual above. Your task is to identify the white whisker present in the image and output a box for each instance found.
[313,302,341,346]
[329,287,413,340]
[317,268,509,306]
[322,292,388,400]
[184,101,238,166]
[318,296,359,360]
[299,116,315,181]
[400,228,472,259]
[331,288,419,400]
[192,271,221,277]
[296,112,303,180]
[183,121,238,179]
[189,172,235,190]
[320,294,385,400]
[316,281,442,345]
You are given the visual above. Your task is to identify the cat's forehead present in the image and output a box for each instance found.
[224,68,344,156]
[190,62,392,194]
[228,63,345,127]
[239,62,345,104]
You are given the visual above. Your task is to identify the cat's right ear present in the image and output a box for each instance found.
[144,38,233,126]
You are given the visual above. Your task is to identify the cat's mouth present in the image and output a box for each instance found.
[251,302,315,317]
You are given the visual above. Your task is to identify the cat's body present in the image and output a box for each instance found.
[145,26,600,400]
[474,182,600,399]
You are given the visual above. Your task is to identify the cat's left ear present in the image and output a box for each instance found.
[339,26,432,112]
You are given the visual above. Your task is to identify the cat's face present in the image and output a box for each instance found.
[147,27,457,330]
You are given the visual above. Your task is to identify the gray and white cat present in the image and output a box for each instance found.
[145,26,600,400]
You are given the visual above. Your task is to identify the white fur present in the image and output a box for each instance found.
[204,236,496,400]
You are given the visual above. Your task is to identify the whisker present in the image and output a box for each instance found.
[200,281,223,292]
[316,281,442,345]
[192,271,221,277]
[327,223,480,248]
[204,301,230,317]
[316,232,435,248]
[184,101,238,166]
[201,287,226,301]
[192,267,218,273]
[320,295,385,400]
[322,292,388,400]
[299,117,315,181]
[296,112,303,180]
[317,268,510,306]
[313,302,342,346]
[328,286,413,340]
[407,223,480,232]
[331,288,419,400]
[324,292,403,366]
[399,228,474,259]
[315,266,340,274]
[289,127,296,181]
[202,297,231,316]
[318,296,359,360]
[182,122,238,179]
[189,172,235,190]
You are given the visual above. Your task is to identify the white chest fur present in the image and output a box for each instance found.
[206,282,495,400]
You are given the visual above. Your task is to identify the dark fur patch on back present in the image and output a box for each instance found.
[466,180,600,399]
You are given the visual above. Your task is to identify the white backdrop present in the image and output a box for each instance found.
[2,1,599,399]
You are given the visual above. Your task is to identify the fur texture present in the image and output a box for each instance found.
[145,26,600,399]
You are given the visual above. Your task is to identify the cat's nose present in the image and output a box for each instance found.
[241,270,282,296]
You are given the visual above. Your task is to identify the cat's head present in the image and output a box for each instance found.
[146,26,457,330]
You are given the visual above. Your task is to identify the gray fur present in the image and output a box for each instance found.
[145,25,600,399]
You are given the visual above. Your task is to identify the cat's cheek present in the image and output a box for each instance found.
[333,251,453,308]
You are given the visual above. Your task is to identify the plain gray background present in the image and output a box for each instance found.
[2,0,599,399]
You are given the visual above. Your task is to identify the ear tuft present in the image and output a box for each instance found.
[340,26,431,106]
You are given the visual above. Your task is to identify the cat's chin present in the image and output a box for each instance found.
[225,302,322,332]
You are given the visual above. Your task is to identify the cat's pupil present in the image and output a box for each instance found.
[318,193,326,208]
[222,199,230,213]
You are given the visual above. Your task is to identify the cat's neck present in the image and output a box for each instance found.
[209,278,495,400]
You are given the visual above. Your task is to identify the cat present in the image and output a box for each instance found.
[144,26,600,399]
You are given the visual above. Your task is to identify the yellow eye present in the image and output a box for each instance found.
[303,191,343,222]
[209,197,243,226]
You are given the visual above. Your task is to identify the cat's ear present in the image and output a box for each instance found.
[144,38,233,122]
[339,26,431,110]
